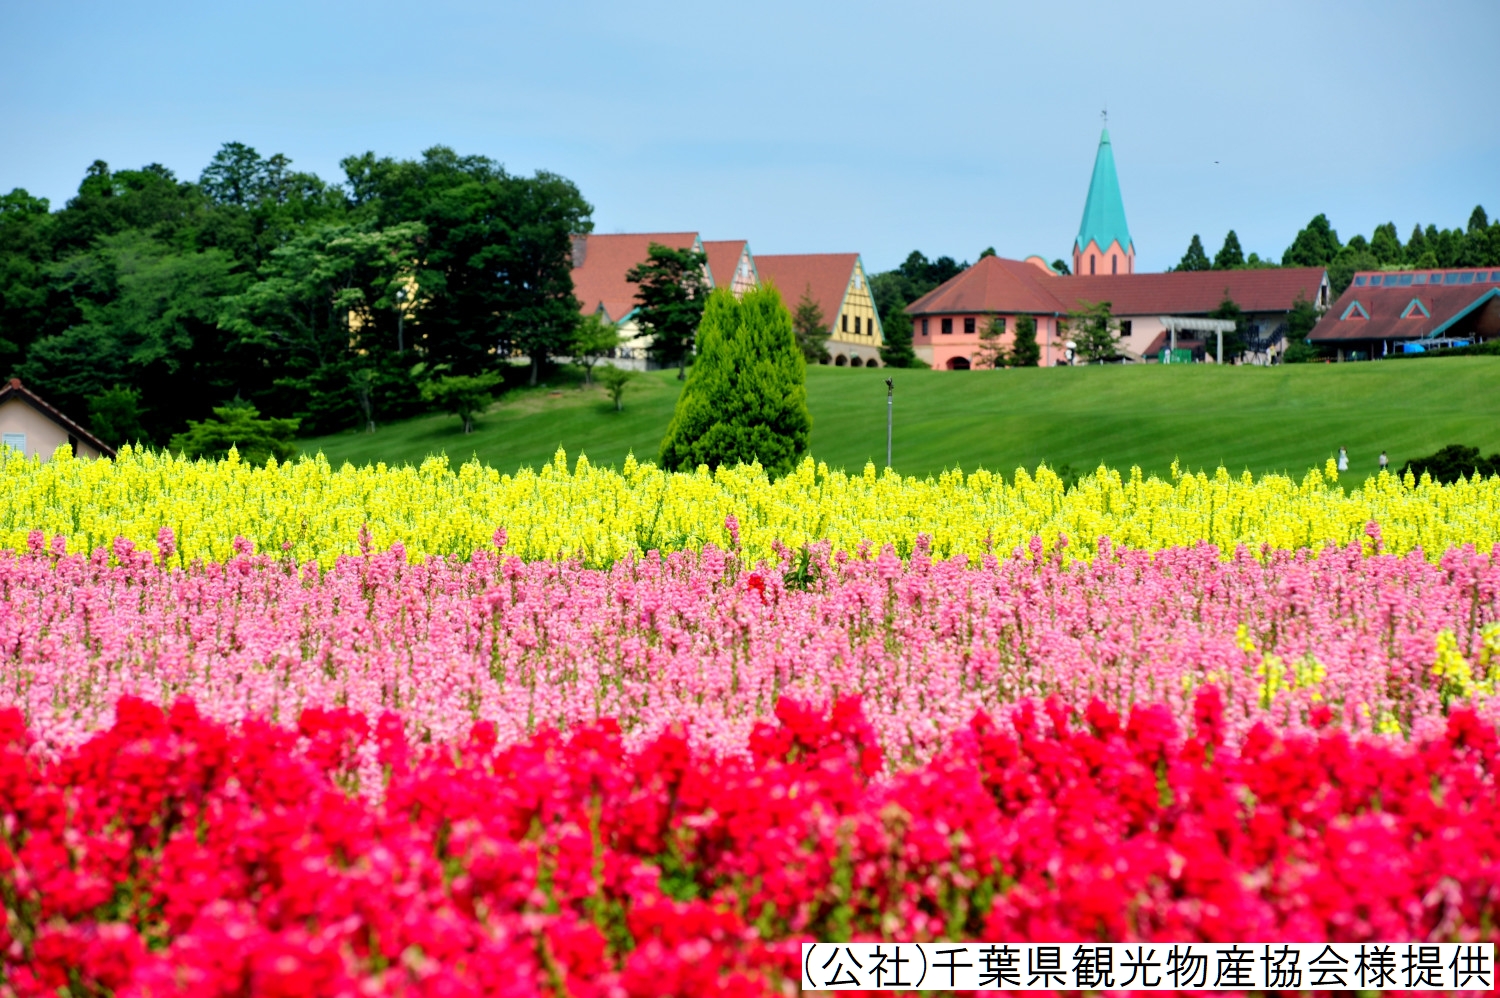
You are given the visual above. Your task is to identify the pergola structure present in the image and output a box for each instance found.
[1159,316,1237,364]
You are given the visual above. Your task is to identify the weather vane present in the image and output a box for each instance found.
[1101,106,1108,127]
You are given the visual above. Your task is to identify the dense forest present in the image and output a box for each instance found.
[0,144,590,448]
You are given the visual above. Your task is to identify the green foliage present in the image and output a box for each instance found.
[570,313,622,386]
[1208,295,1249,360]
[658,285,810,477]
[419,372,502,434]
[1067,301,1118,363]
[977,247,997,259]
[1050,259,1071,276]
[88,385,147,448]
[1398,444,1500,484]
[627,243,709,380]
[1009,315,1040,368]
[975,315,1008,369]
[1282,214,1342,267]
[870,251,966,368]
[790,287,830,364]
[1212,231,1244,270]
[597,365,635,412]
[168,404,301,466]
[1370,222,1403,265]
[1176,235,1210,272]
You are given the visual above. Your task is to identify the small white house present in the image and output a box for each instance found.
[0,379,115,460]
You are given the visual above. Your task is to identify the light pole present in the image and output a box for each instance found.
[885,377,893,469]
[395,288,406,353]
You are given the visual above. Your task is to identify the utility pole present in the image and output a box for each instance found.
[885,377,893,468]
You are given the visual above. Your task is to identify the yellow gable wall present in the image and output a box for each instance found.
[829,260,882,347]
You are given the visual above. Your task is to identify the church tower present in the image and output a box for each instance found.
[1073,129,1134,276]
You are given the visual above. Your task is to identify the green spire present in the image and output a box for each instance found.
[1075,129,1132,255]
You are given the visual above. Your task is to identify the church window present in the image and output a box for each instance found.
[1090,255,1096,275]
[941,318,953,335]
[1111,255,1118,274]
[963,317,975,334]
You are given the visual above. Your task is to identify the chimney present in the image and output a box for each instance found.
[571,234,588,269]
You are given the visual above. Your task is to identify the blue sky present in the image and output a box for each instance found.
[6,0,1497,273]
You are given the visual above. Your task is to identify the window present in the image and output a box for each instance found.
[1354,276,1367,287]
[1399,274,1413,286]
[1477,272,1490,283]
[941,318,953,335]
[1111,255,1118,274]
[1090,255,1096,275]
[1444,272,1460,284]
[963,317,976,334]
[1,433,23,453]
[1459,272,1474,284]
[854,316,861,335]
[841,313,848,332]
[921,319,929,337]
[1414,274,1428,285]
[1492,271,1500,282]
[1383,274,1400,286]
[1340,301,1369,320]
[1120,319,1132,337]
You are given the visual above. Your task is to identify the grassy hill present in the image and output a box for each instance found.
[300,358,1500,481]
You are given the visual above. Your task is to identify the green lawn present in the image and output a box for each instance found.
[300,358,1500,481]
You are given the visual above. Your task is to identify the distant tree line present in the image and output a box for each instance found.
[1174,206,1500,294]
[0,143,592,451]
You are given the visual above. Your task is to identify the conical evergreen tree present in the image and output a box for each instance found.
[1212,230,1244,269]
[1177,235,1210,272]
[658,284,811,477]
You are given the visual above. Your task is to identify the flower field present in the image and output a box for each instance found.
[2,451,1500,994]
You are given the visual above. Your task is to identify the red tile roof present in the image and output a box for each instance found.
[905,256,1328,319]
[570,233,700,323]
[702,240,751,291]
[1310,269,1500,343]
[754,253,860,330]
[0,378,116,458]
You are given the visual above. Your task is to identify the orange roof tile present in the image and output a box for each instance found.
[905,256,1066,316]
[570,232,700,323]
[702,240,751,291]
[754,253,859,331]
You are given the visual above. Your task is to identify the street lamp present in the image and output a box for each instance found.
[885,377,893,469]
[395,288,406,353]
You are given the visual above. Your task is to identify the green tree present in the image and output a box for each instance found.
[88,385,148,448]
[870,250,965,369]
[658,285,810,477]
[1067,300,1118,363]
[1328,243,1377,295]
[627,242,708,380]
[1208,294,1249,361]
[1405,224,1429,265]
[1282,214,1341,267]
[597,365,634,412]
[975,315,1008,369]
[1177,234,1211,272]
[1280,294,1324,363]
[569,312,622,387]
[1213,230,1244,269]
[1050,259,1072,275]
[790,286,830,363]
[1009,315,1040,367]
[978,246,997,259]
[0,188,54,372]
[419,372,501,433]
[1369,222,1403,265]
[168,403,300,466]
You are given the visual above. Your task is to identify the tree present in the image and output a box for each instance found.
[569,312,621,387]
[597,365,634,412]
[975,315,1008,369]
[1282,214,1341,267]
[1009,314,1041,367]
[790,286,830,363]
[1281,294,1323,363]
[168,403,300,466]
[1067,300,1118,363]
[627,242,708,380]
[870,250,967,369]
[88,385,147,448]
[978,247,997,259]
[1176,235,1210,272]
[1213,230,1244,270]
[1050,259,1071,275]
[1370,222,1403,265]
[658,284,810,477]
[1328,243,1377,295]
[1399,444,1500,484]
[1208,294,1248,361]
[877,307,918,367]
[419,372,501,434]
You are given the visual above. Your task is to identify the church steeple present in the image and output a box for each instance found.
[1073,128,1134,276]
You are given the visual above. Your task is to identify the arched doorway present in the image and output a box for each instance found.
[946,356,971,370]
[834,355,848,366]
[850,356,863,367]
[865,357,880,368]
